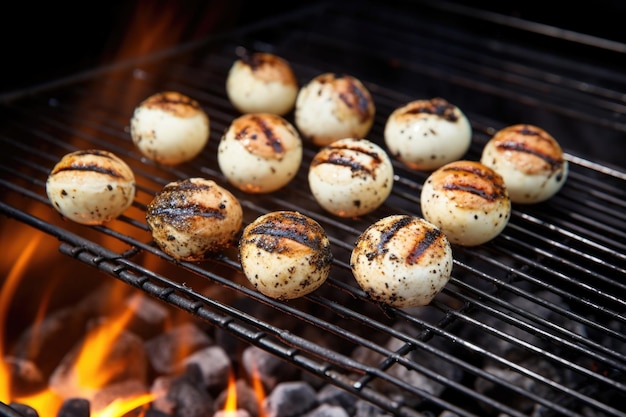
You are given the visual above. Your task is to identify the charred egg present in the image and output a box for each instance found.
[480,124,568,204]
[308,138,394,218]
[146,178,243,261]
[420,160,511,246]
[218,113,303,193]
[350,214,453,308]
[130,91,210,165]
[384,97,472,171]
[239,211,333,300]
[226,51,299,116]
[46,149,136,225]
[294,73,375,147]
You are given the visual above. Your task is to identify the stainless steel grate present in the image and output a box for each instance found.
[1,2,625,416]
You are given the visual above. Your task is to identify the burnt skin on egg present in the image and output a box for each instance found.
[308,138,394,218]
[384,97,472,171]
[294,73,375,147]
[226,51,299,116]
[239,211,333,300]
[146,178,243,261]
[420,160,511,247]
[218,113,303,193]
[46,149,136,225]
[480,124,569,204]
[350,214,453,308]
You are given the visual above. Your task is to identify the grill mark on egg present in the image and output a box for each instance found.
[495,125,565,171]
[147,179,229,223]
[147,205,226,220]
[407,228,445,265]
[242,53,297,83]
[440,163,507,202]
[337,77,374,123]
[141,91,202,116]
[367,215,411,260]
[246,212,326,252]
[404,97,459,122]
[52,164,127,179]
[310,142,383,177]
[233,114,288,157]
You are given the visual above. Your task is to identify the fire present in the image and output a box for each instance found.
[0,234,44,400]
[218,366,267,417]
[250,364,267,417]
[0,239,156,417]
[0,281,156,416]
[223,371,238,414]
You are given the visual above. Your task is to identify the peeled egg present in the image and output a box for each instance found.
[218,113,303,193]
[226,51,299,116]
[130,91,210,165]
[350,214,453,308]
[308,138,394,218]
[46,149,136,225]
[239,211,334,300]
[420,160,511,247]
[384,97,472,171]
[146,178,243,261]
[294,73,375,147]
[480,124,568,204]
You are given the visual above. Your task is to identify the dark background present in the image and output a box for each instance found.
[2,0,624,96]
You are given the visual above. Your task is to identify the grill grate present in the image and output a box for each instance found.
[1,2,626,416]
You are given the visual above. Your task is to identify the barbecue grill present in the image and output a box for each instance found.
[1,1,625,416]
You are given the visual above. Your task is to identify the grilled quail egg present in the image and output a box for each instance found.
[350,214,453,308]
[420,160,511,246]
[308,138,394,218]
[146,178,243,261]
[226,51,299,116]
[384,97,472,171]
[294,73,375,147]
[239,211,333,300]
[480,124,568,204]
[218,113,303,193]
[46,149,136,225]
[130,91,210,165]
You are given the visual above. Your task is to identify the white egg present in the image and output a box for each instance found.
[384,97,472,171]
[294,73,375,147]
[480,124,568,204]
[218,113,303,194]
[146,178,243,261]
[308,138,394,218]
[350,214,453,308]
[239,211,333,300]
[46,149,136,225]
[130,91,210,165]
[420,160,511,247]
[226,52,299,116]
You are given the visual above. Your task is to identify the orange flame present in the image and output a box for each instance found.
[223,371,238,414]
[251,364,267,417]
[0,234,44,400]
